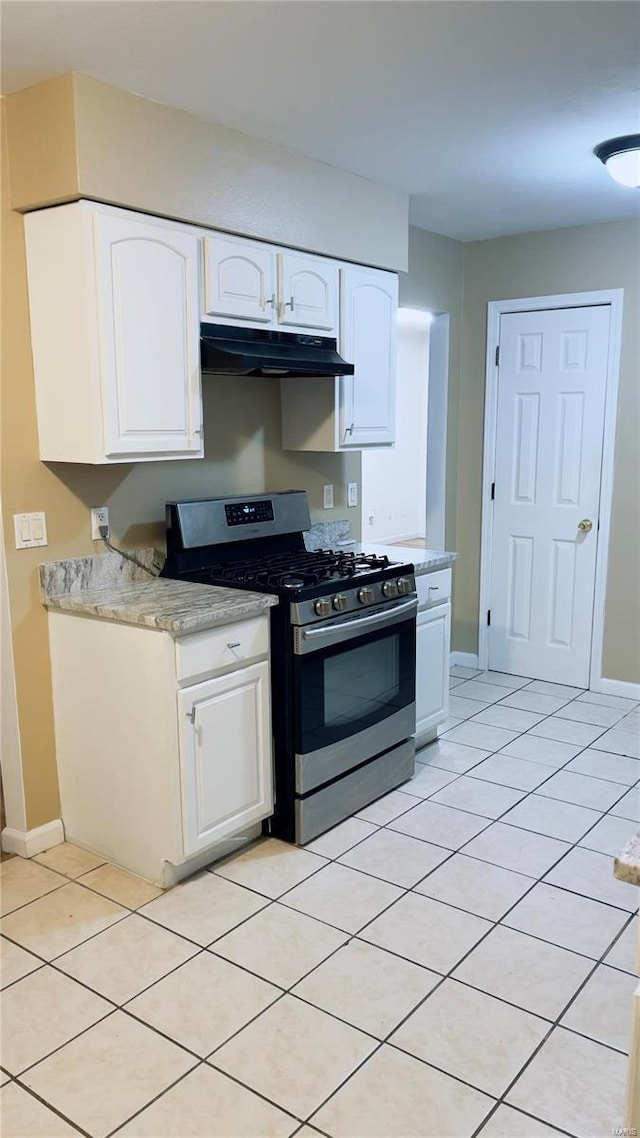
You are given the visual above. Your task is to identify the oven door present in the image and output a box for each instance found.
[293,597,417,794]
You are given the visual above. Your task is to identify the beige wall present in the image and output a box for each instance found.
[399,227,465,625]
[5,73,408,272]
[1,76,370,830]
[457,220,640,682]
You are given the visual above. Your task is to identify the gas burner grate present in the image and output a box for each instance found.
[189,548,392,591]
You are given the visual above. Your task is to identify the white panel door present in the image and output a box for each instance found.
[340,266,398,446]
[203,235,276,323]
[179,661,273,857]
[489,305,611,686]
[416,603,451,737]
[95,212,202,457]
[277,251,338,333]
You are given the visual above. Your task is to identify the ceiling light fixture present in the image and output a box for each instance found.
[595,134,640,188]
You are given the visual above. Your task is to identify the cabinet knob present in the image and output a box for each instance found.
[227,641,241,649]
[284,295,295,311]
[186,708,196,724]
[263,292,276,310]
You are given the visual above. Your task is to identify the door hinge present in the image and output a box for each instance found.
[495,345,500,366]
[487,609,491,626]
[490,482,495,500]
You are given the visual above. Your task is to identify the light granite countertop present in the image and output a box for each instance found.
[614,832,640,887]
[353,543,458,576]
[40,550,277,636]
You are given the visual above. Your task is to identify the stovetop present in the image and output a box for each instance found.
[185,548,396,594]
[160,492,415,614]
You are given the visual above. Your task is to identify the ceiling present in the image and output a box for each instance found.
[2,0,639,241]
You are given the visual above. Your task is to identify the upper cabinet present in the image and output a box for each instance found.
[339,266,397,447]
[25,202,203,464]
[203,234,276,324]
[25,201,397,463]
[280,265,398,451]
[277,251,338,334]
[202,235,338,336]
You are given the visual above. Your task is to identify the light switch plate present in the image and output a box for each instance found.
[347,482,358,507]
[14,512,48,549]
[323,484,334,510]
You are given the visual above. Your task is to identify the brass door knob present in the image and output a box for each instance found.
[578,519,593,533]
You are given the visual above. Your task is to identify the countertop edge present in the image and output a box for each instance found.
[354,545,458,575]
[43,585,278,636]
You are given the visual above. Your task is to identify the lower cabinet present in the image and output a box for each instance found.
[179,661,272,856]
[47,609,273,885]
[414,568,452,744]
[415,601,451,740]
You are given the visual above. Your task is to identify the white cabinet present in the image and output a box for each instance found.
[339,266,397,447]
[179,661,272,856]
[24,201,203,464]
[47,609,273,885]
[416,603,451,740]
[203,235,338,334]
[280,264,398,451]
[203,234,276,324]
[415,568,452,743]
[277,250,338,334]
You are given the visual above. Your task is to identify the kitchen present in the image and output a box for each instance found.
[1,5,640,1136]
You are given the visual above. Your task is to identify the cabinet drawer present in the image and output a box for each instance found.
[176,616,269,683]
[417,568,451,608]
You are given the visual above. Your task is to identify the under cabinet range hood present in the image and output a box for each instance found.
[200,323,355,378]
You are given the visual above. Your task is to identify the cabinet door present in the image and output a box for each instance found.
[203,235,276,324]
[340,267,398,447]
[277,251,338,334]
[415,603,451,737]
[178,661,273,856]
[95,211,203,458]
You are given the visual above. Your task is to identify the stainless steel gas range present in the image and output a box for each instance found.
[162,490,417,844]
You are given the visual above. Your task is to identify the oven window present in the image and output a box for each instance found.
[295,618,415,755]
[324,636,399,726]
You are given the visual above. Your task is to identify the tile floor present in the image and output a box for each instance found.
[1,667,638,1138]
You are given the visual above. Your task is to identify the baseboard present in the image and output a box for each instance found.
[590,677,640,700]
[450,651,480,669]
[1,819,65,857]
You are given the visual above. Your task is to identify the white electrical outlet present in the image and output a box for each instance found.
[14,512,48,549]
[322,484,334,510]
[91,507,110,541]
[347,482,358,508]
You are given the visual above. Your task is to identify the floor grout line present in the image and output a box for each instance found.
[1,668,636,1138]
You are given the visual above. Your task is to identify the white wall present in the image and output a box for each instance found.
[361,312,430,543]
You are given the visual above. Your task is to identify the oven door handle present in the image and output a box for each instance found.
[295,596,418,654]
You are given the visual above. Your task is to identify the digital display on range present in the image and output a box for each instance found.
[225,500,275,526]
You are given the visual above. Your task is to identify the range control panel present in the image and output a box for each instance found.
[225,499,275,527]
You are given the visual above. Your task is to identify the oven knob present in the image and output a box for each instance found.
[397,577,413,595]
[382,581,398,598]
[333,593,349,611]
[357,587,374,604]
[314,599,331,617]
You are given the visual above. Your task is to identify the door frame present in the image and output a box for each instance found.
[478,289,624,692]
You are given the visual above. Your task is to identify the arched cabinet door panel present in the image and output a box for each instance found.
[277,251,338,334]
[203,235,276,324]
[340,266,398,447]
[95,212,202,457]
